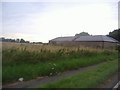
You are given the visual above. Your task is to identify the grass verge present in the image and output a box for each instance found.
[40,60,118,88]
[3,54,117,84]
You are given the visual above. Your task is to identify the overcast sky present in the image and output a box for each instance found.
[2,0,119,42]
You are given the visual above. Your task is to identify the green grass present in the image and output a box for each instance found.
[2,48,118,84]
[3,53,117,84]
[40,60,118,88]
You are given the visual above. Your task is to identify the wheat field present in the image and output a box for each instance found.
[2,42,115,53]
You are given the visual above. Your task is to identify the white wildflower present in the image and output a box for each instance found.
[52,68,54,70]
[18,78,23,82]
[50,73,52,76]
[53,63,56,66]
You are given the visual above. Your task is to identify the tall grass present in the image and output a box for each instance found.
[2,42,118,84]
[3,52,117,84]
[2,47,117,65]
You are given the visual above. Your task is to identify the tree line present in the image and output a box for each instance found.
[0,38,30,43]
[0,37,43,44]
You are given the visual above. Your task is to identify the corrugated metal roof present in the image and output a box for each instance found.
[75,35,118,42]
[50,36,75,41]
[50,35,118,42]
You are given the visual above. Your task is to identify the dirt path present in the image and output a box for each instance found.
[3,62,106,88]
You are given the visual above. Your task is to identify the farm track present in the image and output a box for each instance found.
[3,62,107,88]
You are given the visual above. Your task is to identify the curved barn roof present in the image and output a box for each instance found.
[75,35,118,42]
[50,35,118,43]
[50,36,74,41]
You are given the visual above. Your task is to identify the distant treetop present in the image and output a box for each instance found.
[75,32,90,37]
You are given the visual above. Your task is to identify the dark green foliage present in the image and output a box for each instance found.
[108,28,120,42]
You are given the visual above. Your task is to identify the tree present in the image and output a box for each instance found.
[75,32,90,37]
[20,39,25,43]
[1,37,5,41]
[16,39,20,43]
[108,28,120,42]
[25,41,30,43]
[11,39,15,42]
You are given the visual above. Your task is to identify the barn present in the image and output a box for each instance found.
[49,35,118,48]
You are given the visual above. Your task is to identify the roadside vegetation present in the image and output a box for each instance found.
[2,42,118,84]
[40,60,118,88]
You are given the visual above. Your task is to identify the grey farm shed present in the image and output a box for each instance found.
[49,35,118,48]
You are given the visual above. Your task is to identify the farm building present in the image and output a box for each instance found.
[49,34,119,48]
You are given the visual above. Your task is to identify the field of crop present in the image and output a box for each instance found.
[2,42,118,84]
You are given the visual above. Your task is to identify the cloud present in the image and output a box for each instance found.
[2,2,118,42]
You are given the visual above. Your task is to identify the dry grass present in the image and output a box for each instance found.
[2,42,116,53]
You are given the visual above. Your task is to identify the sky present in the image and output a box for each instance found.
[1,0,119,43]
